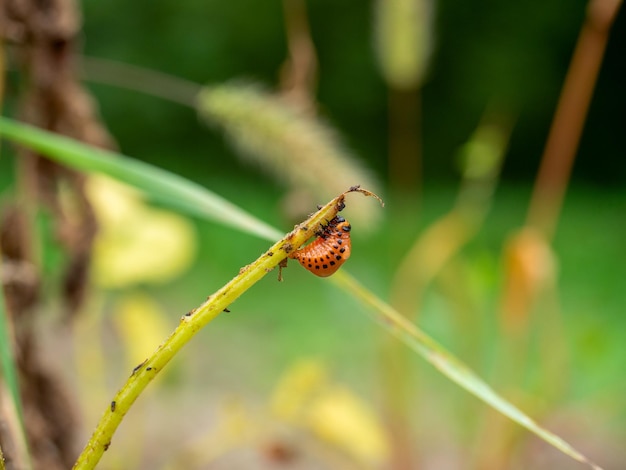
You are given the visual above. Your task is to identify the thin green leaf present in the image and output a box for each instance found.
[332,270,602,470]
[0,117,281,242]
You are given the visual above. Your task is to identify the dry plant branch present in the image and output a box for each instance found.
[527,0,622,238]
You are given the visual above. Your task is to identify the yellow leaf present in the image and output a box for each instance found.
[270,359,389,465]
[86,176,197,288]
[270,359,328,421]
[306,386,389,465]
[112,293,172,367]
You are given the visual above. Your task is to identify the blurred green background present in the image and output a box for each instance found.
[1,0,625,468]
[76,0,626,184]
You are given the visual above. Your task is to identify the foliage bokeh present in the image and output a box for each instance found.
[1,0,625,469]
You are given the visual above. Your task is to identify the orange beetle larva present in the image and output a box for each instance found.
[289,216,352,277]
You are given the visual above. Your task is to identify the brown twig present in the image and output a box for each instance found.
[526,0,622,238]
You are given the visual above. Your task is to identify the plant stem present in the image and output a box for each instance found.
[71,188,372,470]
[526,0,622,238]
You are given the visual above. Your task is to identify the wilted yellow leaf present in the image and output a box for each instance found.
[112,293,172,367]
[86,175,197,288]
[306,385,389,465]
[270,359,389,466]
[270,359,328,421]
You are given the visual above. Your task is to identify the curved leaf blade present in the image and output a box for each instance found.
[0,117,281,242]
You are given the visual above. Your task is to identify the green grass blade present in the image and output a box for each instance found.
[0,117,281,242]
[331,270,603,470]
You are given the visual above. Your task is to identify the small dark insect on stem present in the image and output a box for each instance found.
[277,258,289,282]
[132,360,147,375]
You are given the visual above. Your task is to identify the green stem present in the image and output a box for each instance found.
[72,190,357,470]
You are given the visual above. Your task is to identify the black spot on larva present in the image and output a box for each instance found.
[343,225,351,232]
[329,250,335,255]
[308,264,312,268]
[333,245,339,249]
[315,266,320,270]
[336,255,342,260]
[330,261,336,266]
[337,239,342,244]
[323,264,328,269]
[326,255,330,259]
[340,247,346,253]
